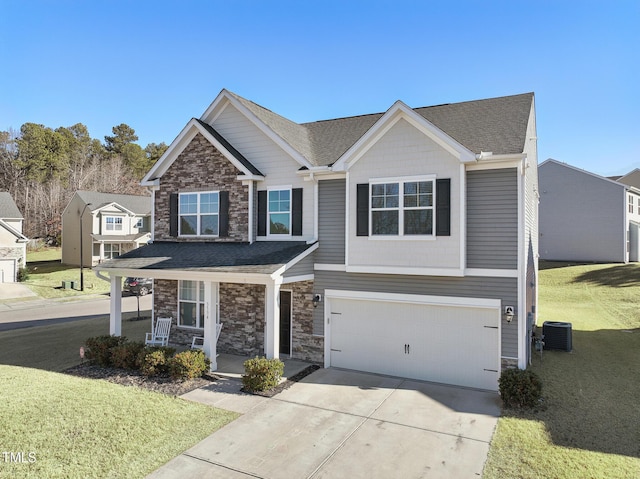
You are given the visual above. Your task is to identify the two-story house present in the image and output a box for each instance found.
[62,191,152,266]
[97,89,538,391]
[539,159,640,263]
[0,192,28,283]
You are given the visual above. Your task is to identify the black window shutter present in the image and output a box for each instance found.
[257,190,267,236]
[356,183,369,236]
[292,188,303,236]
[169,193,178,237]
[219,191,229,237]
[436,178,451,236]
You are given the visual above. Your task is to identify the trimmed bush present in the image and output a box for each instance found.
[16,267,29,282]
[499,368,543,409]
[242,356,284,392]
[169,350,211,380]
[85,335,127,367]
[110,341,145,370]
[138,346,176,377]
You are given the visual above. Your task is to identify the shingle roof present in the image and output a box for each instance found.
[76,191,152,215]
[96,241,314,274]
[0,192,23,219]
[227,91,534,167]
[194,119,264,176]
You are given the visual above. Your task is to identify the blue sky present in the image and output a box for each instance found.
[1,1,637,176]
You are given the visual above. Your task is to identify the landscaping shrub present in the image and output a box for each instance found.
[499,368,543,409]
[138,346,176,377]
[169,350,211,380]
[242,356,284,392]
[110,341,145,370]
[16,267,29,282]
[85,335,127,367]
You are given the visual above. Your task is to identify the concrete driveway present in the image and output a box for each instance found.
[149,368,500,479]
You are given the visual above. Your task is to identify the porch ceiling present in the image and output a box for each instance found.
[95,240,314,275]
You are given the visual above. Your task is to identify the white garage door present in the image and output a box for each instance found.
[0,259,15,283]
[328,295,500,390]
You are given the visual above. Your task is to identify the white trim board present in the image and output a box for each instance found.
[324,289,501,309]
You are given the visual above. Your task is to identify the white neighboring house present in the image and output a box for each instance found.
[0,192,28,283]
[539,159,640,263]
[61,191,151,266]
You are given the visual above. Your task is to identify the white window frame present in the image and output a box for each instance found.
[629,195,634,214]
[105,216,123,231]
[135,217,143,229]
[179,191,220,237]
[104,243,121,259]
[369,175,436,238]
[178,280,205,329]
[267,186,292,237]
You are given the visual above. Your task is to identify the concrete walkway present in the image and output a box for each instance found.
[151,368,500,479]
[0,282,37,300]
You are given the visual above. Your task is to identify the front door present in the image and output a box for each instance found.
[279,291,292,355]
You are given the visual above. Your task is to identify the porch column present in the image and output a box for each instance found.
[203,281,218,371]
[109,275,122,336]
[265,280,281,359]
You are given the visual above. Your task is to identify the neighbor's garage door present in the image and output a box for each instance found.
[328,296,500,390]
[0,259,15,283]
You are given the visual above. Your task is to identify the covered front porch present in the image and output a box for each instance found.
[95,241,318,372]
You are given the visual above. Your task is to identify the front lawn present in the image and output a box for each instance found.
[0,365,238,479]
[484,262,640,478]
[0,316,149,372]
[23,259,111,299]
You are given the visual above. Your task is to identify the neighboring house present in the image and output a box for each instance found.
[96,89,538,391]
[539,159,640,263]
[61,191,152,267]
[0,192,28,283]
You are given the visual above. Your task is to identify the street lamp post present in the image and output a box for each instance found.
[79,203,92,291]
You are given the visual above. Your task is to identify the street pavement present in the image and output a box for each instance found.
[0,287,152,331]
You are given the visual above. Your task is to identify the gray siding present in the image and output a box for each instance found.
[283,253,315,278]
[313,271,519,358]
[467,168,518,269]
[316,179,346,264]
[539,161,626,262]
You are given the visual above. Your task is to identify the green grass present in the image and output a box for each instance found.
[23,259,111,299]
[0,308,238,478]
[0,316,150,372]
[26,246,62,262]
[484,262,640,479]
[0,365,239,479]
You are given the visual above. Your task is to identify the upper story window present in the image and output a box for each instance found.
[629,195,634,214]
[370,179,434,236]
[105,216,123,231]
[135,217,144,229]
[179,192,219,236]
[268,189,291,235]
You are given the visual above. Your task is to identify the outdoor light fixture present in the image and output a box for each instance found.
[504,305,515,323]
[312,294,322,308]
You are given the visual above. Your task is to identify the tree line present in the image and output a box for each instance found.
[0,122,167,242]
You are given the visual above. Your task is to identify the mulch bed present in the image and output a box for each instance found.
[242,364,321,397]
[64,362,321,398]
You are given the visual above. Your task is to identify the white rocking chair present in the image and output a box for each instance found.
[145,317,172,347]
[191,322,223,351]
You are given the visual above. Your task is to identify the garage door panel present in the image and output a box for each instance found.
[329,297,500,390]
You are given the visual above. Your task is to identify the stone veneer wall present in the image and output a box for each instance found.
[289,280,324,363]
[152,278,324,364]
[218,283,265,356]
[154,133,249,242]
[0,246,23,262]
